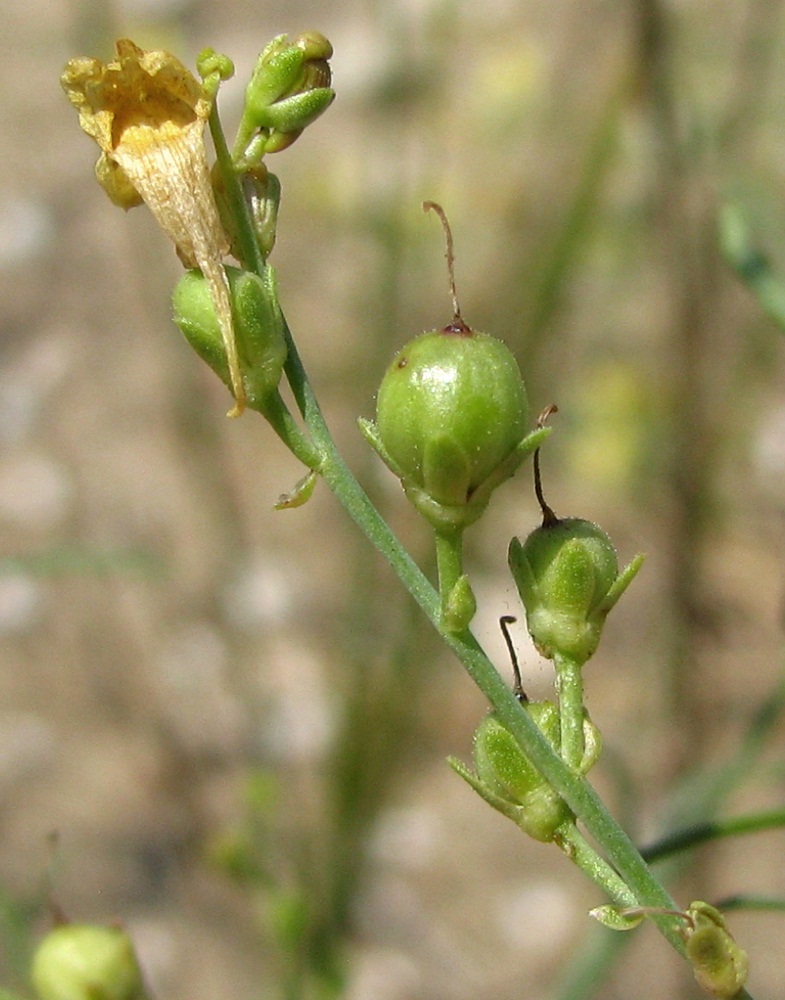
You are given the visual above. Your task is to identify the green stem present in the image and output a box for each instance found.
[557,823,639,910]
[259,389,322,470]
[434,527,465,625]
[434,528,463,598]
[285,307,760,995]
[208,100,756,996]
[718,895,785,913]
[642,807,785,864]
[554,652,586,771]
[209,106,261,271]
[209,103,322,471]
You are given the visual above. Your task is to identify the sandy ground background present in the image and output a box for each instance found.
[2,1,785,998]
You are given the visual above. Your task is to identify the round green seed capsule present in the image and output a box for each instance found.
[31,924,146,1000]
[376,325,529,508]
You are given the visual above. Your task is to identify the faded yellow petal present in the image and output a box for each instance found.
[94,154,143,209]
[61,40,209,157]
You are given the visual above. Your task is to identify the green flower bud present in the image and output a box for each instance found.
[591,901,748,999]
[442,573,477,634]
[366,326,536,531]
[509,518,644,664]
[212,163,281,262]
[172,264,287,408]
[31,924,147,1000]
[243,32,334,154]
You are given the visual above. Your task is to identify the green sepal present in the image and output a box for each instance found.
[212,164,281,263]
[602,553,645,615]
[257,87,336,139]
[246,37,306,112]
[448,755,526,825]
[248,169,281,260]
[274,470,318,510]
[422,436,472,507]
[580,713,603,774]
[358,417,393,465]
[448,755,568,843]
[473,709,557,800]
[172,265,287,409]
[361,426,550,535]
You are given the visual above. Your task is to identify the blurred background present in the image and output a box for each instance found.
[2,0,785,997]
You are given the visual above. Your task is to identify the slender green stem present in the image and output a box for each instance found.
[209,103,322,470]
[259,389,322,470]
[718,895,785,913]
[232,116,257,163]
[642,807,785,864]
[209,106,261,271]
[554,652,586,771]
[557,823,639,911]
[207,99,756,996]
[434,527,464,624]
[278,306,768,994]
[434,528,463,599]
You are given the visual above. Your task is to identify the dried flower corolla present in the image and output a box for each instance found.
[61,40,245,414]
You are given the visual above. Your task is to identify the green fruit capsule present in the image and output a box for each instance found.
[509,518,643,664]
[473,703,560,802]
[362,203,544,533]
[376,324,529,507]
[31,924,147,1000]
[456,704,570,842]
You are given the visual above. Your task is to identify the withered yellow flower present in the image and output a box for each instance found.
[61,39,246,415]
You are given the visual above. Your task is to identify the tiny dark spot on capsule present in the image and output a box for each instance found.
[397,357,408,368]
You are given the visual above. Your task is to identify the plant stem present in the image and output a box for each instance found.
[434,527,464,623]
[718,895,785,914]
[209,97,755,995]
[209,104,322,470]
[209,107,261,271]
[557,823,638,909]
[259,389,322,470]
[554,652,586,771]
